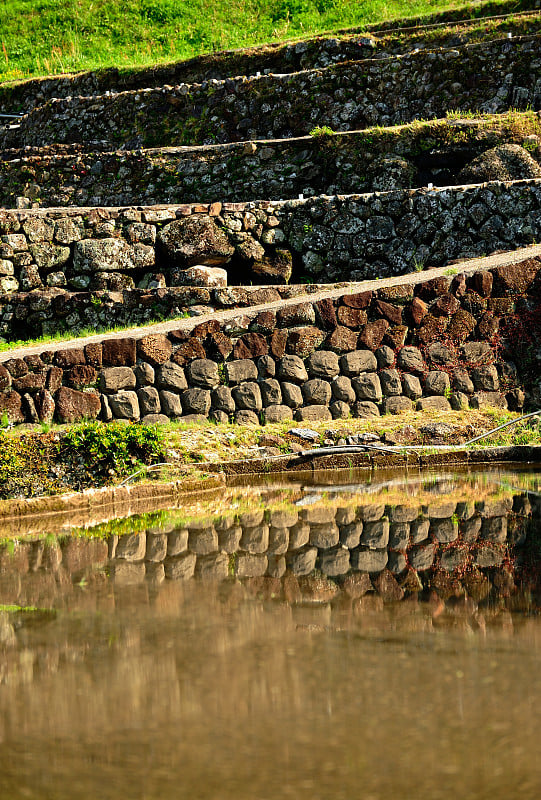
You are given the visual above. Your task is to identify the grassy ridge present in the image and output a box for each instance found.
[0,0,530,82]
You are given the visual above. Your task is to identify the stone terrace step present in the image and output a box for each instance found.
[1,8,539,116]
[1,247,539,427]
[0,181,540,301]
[1,114,540,208]
[3,35,539,150]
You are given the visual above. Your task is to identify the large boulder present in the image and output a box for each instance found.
[458,144,541,184]
[73,239,155,272]
[157,216,234,267]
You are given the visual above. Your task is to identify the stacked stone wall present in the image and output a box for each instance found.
[2,116,540,208]
[0,182,540,301]
[1,1,537,116]
[3,36,541,149]
[1,258,539,427]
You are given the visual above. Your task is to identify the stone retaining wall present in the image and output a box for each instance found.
[0,5,538,116]
[3,36,540,149]
[1,182,541,296]
[1,258,539,426]
[2,116,540,208]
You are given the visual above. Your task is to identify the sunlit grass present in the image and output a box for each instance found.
[0,0,522,83]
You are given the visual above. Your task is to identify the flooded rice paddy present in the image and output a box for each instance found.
[0,465,540,799]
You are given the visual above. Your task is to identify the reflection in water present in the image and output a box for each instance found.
[0,467,540,799]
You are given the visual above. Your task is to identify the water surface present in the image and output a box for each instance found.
[0,466,540,799]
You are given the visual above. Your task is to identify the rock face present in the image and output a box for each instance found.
[74,239,155,272]
[458,144,541,184]
[173,266,228,287]
[157,216,234,266]
[55,387,101,423]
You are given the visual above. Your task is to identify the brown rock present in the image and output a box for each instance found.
[417,276,451,299]
[24,354,45,372]
[191,319,221,340]
[270,329,288,359]
[250,310,276,335]
[315,298,338,329]
[246,287,281,304]
[65,365,96,389]
[55,387,101,423]
[102,338,136,366]
[342,290,372,309]
[433,293,461,316]
[473,271,493,297]
[46,366,63,393]
[417,315,448,344]
[493,258,540,294]
[84,343,102,368]
[157,215,234,266]
[206,331,233,361]
[373,569,405,601]
[342,572,372,598]
[0,365,11,391]
[34,389,55,423]
[171,338,206,365]
[374,299,403,325]
[54,348,86,369]
[325,325,358,353]
[233,332,268,359]
[277,303,315,327]
[477,312,499,339]
[4,358,28,377]
[137,334,173,366]
[384,326,408,349]
[337,305,368,328]
[447,309,476,342]
[359,319,389,351]
[410,296,428,325]
[0,390,24,423]
[13,373,46,393]
[377,285,413,302]
[287,326,325,358]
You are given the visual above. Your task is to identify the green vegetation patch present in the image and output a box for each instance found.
[0,421,167,499]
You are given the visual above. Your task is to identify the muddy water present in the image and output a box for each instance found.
[0,466,540,799]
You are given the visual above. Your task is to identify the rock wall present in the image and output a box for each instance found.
[0,181,541,297]
[1,258,539,427]
[2,117,540,208]
[3,36,541,149]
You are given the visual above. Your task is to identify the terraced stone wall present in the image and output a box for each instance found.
[1,182,540,300]
[4,36,540,150]
[1,259,539,427]
[2,117,541,208]
[1,1,539,117]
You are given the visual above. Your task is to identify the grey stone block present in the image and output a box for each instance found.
[181,387,211,416]
[340,349,377,376]
[380,368,402,396]
[352,372,382,402]
[361,519,389,548]
[225,359,258,385]
[302,378,332,405]
[156,362,187,392]
[109,390,140,420]
[424,370,451,396]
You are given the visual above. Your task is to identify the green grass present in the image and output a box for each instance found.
[0,0,519,83]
